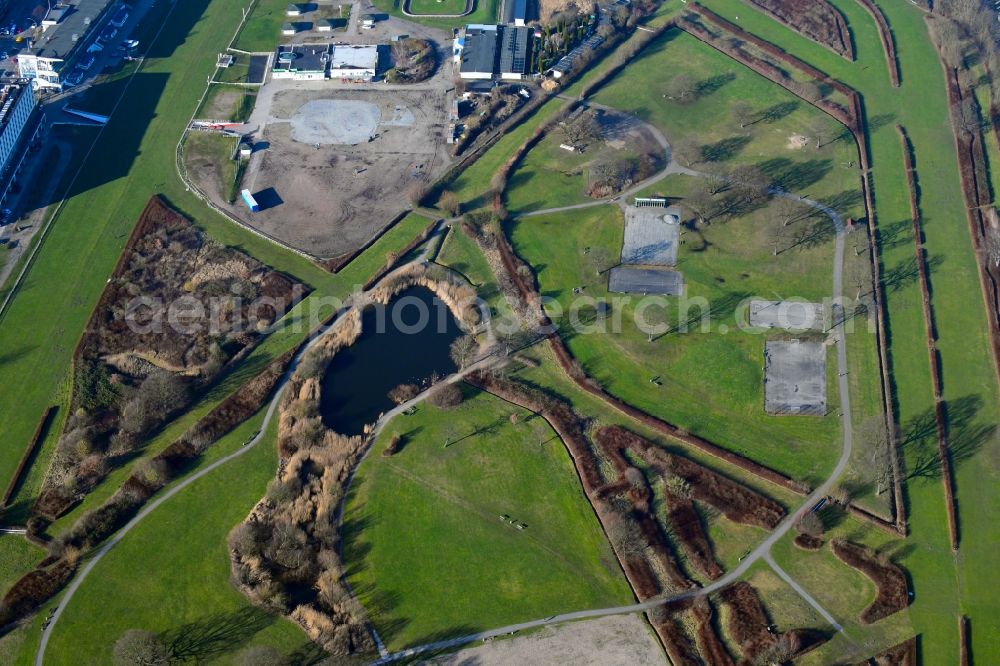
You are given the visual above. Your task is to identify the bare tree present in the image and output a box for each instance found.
[808,117,831,148]
[665,73,698,103]
[860,415,892,496]
[560,109,601,146]
[774,196,809,226]
[729,164,770,204]
[952,98,982,136]
[439,190,461,216]
[795,511,824,537]
[449,334,478,368]
[986,223,1000,267]
[685,182,721,225]
[731,100,755,129]
[639,299,669,342]
[586,245,614,276]
[113,629,171,666]
[670,135,701,167]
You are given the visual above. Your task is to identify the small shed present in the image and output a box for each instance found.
[285,3,302,16]
[281,22,296,35]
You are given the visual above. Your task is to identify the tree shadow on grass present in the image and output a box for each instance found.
[162,607,275,661]
[696,72,736,97]
[759,101,799,123]
[758,158,833,193]
[699,135,751,163]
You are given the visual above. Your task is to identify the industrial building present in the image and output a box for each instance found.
[18,0,125,90]
[271,44,379,81]
[0,82,42,208]
[454,24,532,81]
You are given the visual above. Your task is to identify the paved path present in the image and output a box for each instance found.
[764,551,843,632]
[371,193,852,664]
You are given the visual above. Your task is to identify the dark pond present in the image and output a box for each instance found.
[318,286,462,435]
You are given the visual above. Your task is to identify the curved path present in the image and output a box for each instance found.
[372,189,854,663]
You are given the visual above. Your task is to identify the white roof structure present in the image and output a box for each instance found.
[330,45,378,72]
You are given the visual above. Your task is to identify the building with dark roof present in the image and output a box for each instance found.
[18,0,122,90]
[455,24,532,81]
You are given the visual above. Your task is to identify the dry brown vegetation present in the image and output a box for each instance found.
[742,0,852,59]
[34,197,304,519]
[830,539,909,624]
[717,582,826,663]
[386,38,436,84]
[856,635,918,666]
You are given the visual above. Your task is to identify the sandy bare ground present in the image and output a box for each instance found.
[226,84,451,259]
[424,615,665,666]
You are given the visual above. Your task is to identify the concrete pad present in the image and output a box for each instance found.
[749,300,825,330]
[764,339,827,416]
[290,99,381,145]
[621,204,682,266]
[609,267,683,295]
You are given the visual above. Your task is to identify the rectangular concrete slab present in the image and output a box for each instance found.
[608,267,684,295]
[621,205,681,266]
[749,300,825,330]
[764,339,827,416]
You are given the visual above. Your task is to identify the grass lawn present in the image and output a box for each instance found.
[372,0,496,28]
[508,202,853,485]
[691,0,1000,661]
[406,0,467,15]
[343,389,633,650]
[198,84,257,122]
[0,535,43,596]
[232,0,289,52]
[41,412,315,665]
[435,224,517,325]
[505,122,663,214]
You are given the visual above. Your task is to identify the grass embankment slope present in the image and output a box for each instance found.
[343,390,632,651]
[696,0,1000,660]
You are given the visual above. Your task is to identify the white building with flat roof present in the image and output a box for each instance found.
[329,44,378,81]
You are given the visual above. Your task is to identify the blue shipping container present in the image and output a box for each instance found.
[241,189,260,213]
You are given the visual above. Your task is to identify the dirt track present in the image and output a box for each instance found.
[426,615,664,665]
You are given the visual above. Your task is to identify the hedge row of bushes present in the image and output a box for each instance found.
[830,539,909,624]
[743,0,853,60]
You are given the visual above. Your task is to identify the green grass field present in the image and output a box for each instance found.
[343,389,632,650]
[373,0,495,28]
[0,536,43,596]
[406,0,468,15]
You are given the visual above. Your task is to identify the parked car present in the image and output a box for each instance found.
[63,69,84,86]
[79,54,96,70]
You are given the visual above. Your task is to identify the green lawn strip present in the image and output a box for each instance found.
[509,203,850,484]
[197,84,258,123]
[184,133,239,200]
[0,535,44,595]
[434,224,515,323]
[41,412,313,665]
[344,389,633,651]
[971,76,1000,207]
